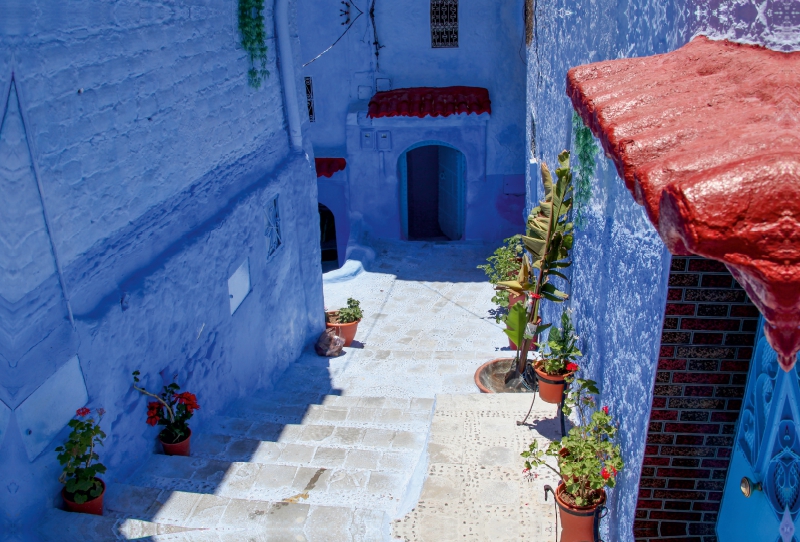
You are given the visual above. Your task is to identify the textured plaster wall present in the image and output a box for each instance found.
[0,0,323,534]
[297,0,527,245]
[528,1,796,540]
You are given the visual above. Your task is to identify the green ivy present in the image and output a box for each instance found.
[238,0,269,88]
[571,112,600,229]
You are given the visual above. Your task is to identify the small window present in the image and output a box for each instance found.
[431,0,458,48]
[264,195,282,259]
[304,77,315,122]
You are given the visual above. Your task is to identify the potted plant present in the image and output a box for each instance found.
[325,298,362,347]
[132,372,200,456]
[498,150,575,384]
[55,407,107,515]
[521,378,623,541]
[534,310,581,403]
[478,235,525,348]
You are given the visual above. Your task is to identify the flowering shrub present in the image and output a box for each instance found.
[538,310,582,376]
[477,235,524,322]
[132,372,200,444]
[521,378,623,507]
[55,408,107,504]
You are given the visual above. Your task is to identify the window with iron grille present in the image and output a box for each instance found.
[264,195,282,259]
[431,0,458,48]
[304,77,315,122]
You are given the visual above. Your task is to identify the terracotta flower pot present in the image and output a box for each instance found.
[534,364,570,404]
[554,482,606,542]
[62,478,105,516]
[325,311,360,346]
[160,428,191,456]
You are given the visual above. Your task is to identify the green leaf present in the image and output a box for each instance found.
[503,303,528,348]
[521,236,546,259]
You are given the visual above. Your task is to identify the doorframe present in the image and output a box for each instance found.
[397,140,466,240]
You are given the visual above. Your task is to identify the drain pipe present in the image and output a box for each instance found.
[275,0,303,151]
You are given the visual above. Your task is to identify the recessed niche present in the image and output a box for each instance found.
[228,258,251,315]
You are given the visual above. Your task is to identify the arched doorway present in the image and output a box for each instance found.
[318,203,339,272]
[399,143,466,240]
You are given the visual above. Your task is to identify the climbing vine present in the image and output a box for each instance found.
[572,112,600,228]
[238,0,269,88]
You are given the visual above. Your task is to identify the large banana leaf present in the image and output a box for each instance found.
[503,302,528,348]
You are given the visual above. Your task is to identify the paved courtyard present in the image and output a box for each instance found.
[41,240,561,541]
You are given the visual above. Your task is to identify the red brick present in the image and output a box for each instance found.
[688,259,727,272]
[645,445,660,455]
[657,468,711,479]
[659,446,716,457]
[660,345,676,357]
[710,412,738,422]
[729,304,759,318]
[651,409,679,421]
[684,386,715,397]
[667,288,683,301]
[649,420,664,432]
[666,303,696,315]
[653,490,708,500]
[720,360,749,371]
[663,332,693,344]
[664,423,720,434]
[642,467,656,477]
[701,459,729,469]
[697,304,728,317]
[639,488,653,498]
[675,346,737,358]
[700,275,732,288]
[652,397,667,408]
[692,333,723,345]
[672,373,730,384]
[672,458,700,467]
[643,456,671,466]
[663,317,679,329]
[692,502,720,511]
[671,258,688,271]
[635,510,648,519]
[668,479,697,489]
[684,289,746,303]
[663,500,693,510]
[633,521,659,536]
[659,522,688,536]
[676,435,705,445]
[737,347,753,359]
[687,360,720,371]
[650,511,702,521]
[670,274,700,287]
[658,358,686,370]
[640,477,667,488]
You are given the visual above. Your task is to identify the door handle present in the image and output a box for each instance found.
[740,477,762,498]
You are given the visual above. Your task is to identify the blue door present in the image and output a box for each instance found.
[718,318,800,541]
[437,145,464,240]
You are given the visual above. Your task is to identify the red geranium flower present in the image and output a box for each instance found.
[175,392,200,413]
[530,293,542,300]
[566,363,579,372]
[601,467,610,480]
[602,406,609,415]
[611,466,618,475]
[76,407,91,417]
[146,401,162,426]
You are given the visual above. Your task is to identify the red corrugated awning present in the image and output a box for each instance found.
[567,36,800,370]
[315,158,346,178]
[367,86,491,119]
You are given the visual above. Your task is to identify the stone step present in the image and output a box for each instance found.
[191,432,423,472]
[126,455,416,514]
[223,398,433,433]
[38,485,387,541]
[202,415,428,453]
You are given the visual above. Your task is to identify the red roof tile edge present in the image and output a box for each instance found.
[315,158,346,178]
[367,86,491,119]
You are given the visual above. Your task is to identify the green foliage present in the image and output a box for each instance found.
[503,302,530,349]
[132,371,199,444]
[55,409,107,504]
[522,378,623,507]
[497,151,575,371]
[238,0,269,88]
[477,235,524,322]
[539,310,582,375]
[572,112,600,229]
[337,298,363,324]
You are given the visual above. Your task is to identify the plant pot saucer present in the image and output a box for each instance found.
[474,358,533,393]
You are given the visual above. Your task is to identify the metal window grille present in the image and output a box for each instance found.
[431,0,458,48]
[304,77,315,122]
[264,195,282,259]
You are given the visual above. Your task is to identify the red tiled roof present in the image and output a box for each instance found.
[567,36,800,370]
[315,158,346,178]
[367,86,491,119]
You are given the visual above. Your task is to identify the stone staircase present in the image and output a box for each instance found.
[39,358,434,542]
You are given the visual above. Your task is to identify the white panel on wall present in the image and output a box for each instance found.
[228,258,251,315]
[16,356,89,461]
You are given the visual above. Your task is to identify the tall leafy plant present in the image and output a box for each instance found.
[239,0,269,88]
[499,150,575,379]
[477,235,524,323]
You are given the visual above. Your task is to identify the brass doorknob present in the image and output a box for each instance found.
[740,477,762,498]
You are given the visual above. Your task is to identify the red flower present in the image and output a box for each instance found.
[602,406,609,415]
[146,402,162,426]
[175,392,200,413]
[611,466,618,475]
[530,293,542,300]
[76,407,91,417]
[566,363,579,372]
[601,467,610,480]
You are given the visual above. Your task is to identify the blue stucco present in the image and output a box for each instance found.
[0,0,324,535]
[527,1,798,540]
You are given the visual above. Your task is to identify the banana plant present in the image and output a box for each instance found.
[498,150,575,378]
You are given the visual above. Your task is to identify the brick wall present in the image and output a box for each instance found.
[633,256,759,542]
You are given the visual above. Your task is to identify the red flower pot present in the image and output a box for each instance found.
[534,364,570,404]
[325,312,360,347]
[160,428,191,456]
[554,482,606,542]
[62,478,105,516]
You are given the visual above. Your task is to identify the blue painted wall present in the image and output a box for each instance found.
[297,0,527,245]
[0,0,323,534]
[528,1,798,540]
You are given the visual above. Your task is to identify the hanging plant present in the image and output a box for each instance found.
[572,112,600,229]
[238,0,269,88]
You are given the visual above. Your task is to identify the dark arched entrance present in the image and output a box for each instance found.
[400,143,465,240]
[319,203,339,272]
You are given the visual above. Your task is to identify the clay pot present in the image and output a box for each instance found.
[554,482,606,542]
[325,311,360,347]
[160,428,191,456]
[534,363,570,404]
[62,478,105,516]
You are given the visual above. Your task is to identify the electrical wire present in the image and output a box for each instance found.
[302,1,365,67]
